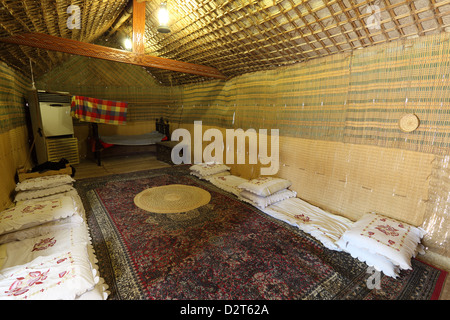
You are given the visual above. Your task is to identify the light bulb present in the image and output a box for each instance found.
[158,6,169,25]
[124,38,132,50]
[157,2,170,33]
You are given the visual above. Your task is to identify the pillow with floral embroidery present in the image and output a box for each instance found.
[190,170,230,181]
[189,162,230,176]
[0,196,77,236]
[238,177,292,197]
[0,226,97,299]
[337,212,426,270]
[14,185,75,202]
[15,174,74,191]
[239,189,297,209]
[209,175,249,196]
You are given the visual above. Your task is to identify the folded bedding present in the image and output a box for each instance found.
[193,171,351,251]
[189,162,248,196]
[210,175,249,196]
[0,225,90,270]
[0,215,83,245]
[239,189,297,209]
[14,174,76,202]
[237,176,296,209]
[15,174,75,191]
[0,174,108,299]
[1,191,85,245]
[0,196,78,237]
[238,176,292,197]
[190,171,231,181]
[0,227,98,300]
[187,166,428,278]
[262,197,353,251]
[14,185,76,202]
[336,212,426,278]
[189,162,231,180]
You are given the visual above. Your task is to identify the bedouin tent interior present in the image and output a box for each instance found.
[0,0,450,302]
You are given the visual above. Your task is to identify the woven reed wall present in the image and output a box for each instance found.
[0,62,31,211]
[167,32,450,155]
[162,52,351,140]
[344,34,450,155]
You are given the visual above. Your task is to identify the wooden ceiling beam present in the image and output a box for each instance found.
[0,32,226,79]
[132,0,146,54]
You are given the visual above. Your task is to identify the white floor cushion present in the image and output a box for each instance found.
[336,212,426,270]
[0,196,77,236]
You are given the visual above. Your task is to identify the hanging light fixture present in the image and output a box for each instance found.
[124,38,133,50]
[157,2,170,33]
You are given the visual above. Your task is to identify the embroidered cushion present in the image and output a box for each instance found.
[0,225,90,269]
[238,177,292,197]
[0,215,84,245]
[0,196,77,236]
[337,212,426,270]
[0,226,97,299]
[15,174,74,191]
[190,170,230,181]
[209,175,249,196]
[2,192,85,244]
[189,162,230,176]
[239,189,297,209]
[14,185,75,202]
[0,248,96,300]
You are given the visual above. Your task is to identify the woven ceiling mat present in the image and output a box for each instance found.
[134,184,211,213]
[1,0,450,85]
[0,0,129,77]
[120,0,450,85]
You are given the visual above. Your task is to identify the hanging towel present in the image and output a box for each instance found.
[70,95,128,125]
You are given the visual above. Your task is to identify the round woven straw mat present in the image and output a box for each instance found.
[134,184,211,213]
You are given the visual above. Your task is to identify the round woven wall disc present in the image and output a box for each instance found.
[399,114,420,132]
[134,184,211,213]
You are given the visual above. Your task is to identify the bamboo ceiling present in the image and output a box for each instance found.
[1,0,450,86]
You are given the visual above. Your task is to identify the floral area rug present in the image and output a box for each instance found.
[75,165,447,300]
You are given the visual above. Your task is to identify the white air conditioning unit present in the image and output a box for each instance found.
[28,90,79,165]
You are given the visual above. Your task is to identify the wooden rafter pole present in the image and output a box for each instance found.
[133,0,146,54]
[0,32,226,79]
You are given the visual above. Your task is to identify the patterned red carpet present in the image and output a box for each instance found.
[75,166,447,300]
